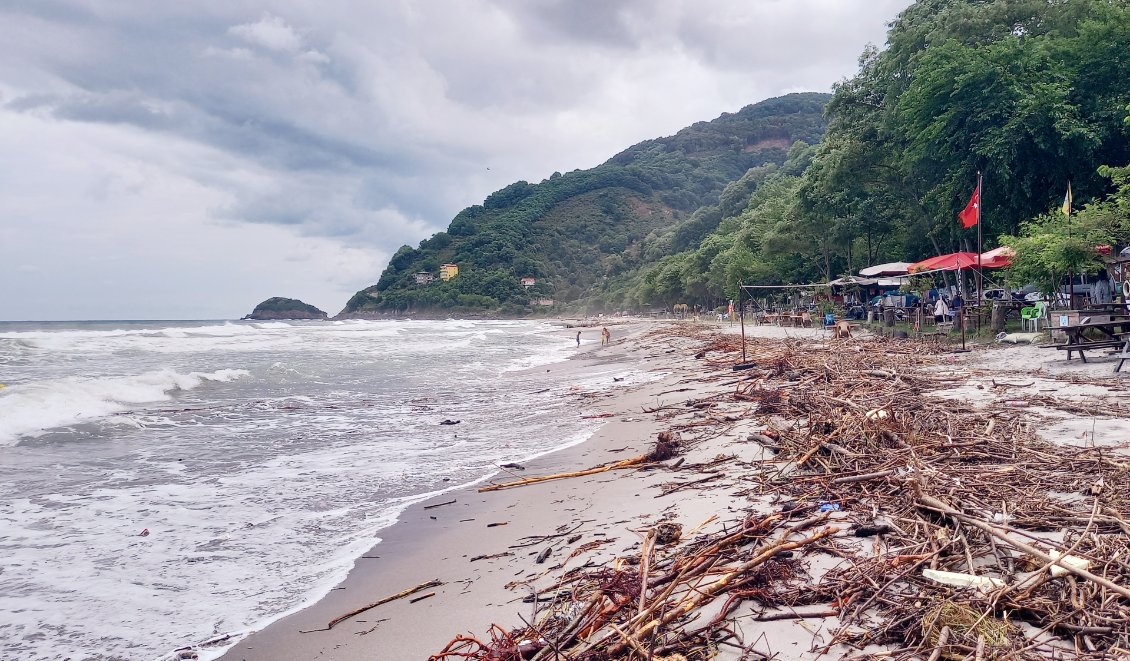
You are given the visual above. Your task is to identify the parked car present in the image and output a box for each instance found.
[1024,292,1070,306]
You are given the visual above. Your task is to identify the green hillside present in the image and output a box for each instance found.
[606,0,1130,311]
[338,93,831,316]
[342,0,1130,318]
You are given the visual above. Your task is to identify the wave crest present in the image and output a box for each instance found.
[0,368,250,445]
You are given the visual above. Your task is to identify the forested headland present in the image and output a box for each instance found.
[340,0,1130,318]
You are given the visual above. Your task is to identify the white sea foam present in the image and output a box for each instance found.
[0,368,249,445]
[0,318,611,661]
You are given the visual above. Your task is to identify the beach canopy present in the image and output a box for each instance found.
[909,252,980,273]
[828,275,877,287]
[979,246,1015,269]
[858,262,912,277]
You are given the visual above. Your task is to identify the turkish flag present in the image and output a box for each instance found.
[958,184,980,228]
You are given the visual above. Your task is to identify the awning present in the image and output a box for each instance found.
[859,262,912,277]
[979,246,1014,269]
[909,252,980,272]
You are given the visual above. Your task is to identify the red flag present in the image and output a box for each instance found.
[958,184,980,228]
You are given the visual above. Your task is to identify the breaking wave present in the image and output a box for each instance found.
[0,368,249,445]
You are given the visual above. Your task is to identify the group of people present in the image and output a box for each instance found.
[575,327,612,347]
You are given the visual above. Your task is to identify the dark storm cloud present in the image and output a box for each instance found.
[498,0,648,48]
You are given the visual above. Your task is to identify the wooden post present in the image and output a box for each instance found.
[991,302,1005,333]
[739,291,747,364]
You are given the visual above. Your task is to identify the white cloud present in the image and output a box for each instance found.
[229,13,305,53]
[0,0,914,319]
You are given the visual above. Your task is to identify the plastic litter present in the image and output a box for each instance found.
[1048,550,1092,577]
[818,503,841,512]
[922,568,1005,592]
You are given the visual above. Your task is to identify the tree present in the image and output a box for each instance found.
[1002,212,1108,297]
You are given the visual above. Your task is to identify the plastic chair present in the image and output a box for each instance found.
[1020,301,1047,331]
[823,313,836,328]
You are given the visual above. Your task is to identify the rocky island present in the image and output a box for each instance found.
[243,297,328,320]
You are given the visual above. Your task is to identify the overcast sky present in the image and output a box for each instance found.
[0,0,912,321]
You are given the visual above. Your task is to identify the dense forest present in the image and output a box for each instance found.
[342,0,1130,317]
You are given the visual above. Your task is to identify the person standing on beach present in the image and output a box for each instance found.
[601,327,610,346]
[933,297,949,324]
[576,330,581,346]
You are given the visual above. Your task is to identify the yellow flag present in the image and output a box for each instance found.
[1062,182,1072,216]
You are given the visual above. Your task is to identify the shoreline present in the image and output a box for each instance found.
[216,321,1130,660]
[211,320,682,660]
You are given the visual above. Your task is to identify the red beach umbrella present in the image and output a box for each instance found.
[909,252,980,273]
[978,246,1014,269]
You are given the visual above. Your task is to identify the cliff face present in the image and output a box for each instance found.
[244,297,328,320]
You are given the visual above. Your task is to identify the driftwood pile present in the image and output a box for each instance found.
[432,329,1130,660]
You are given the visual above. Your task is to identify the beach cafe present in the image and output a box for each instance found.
[738,242,1130,372]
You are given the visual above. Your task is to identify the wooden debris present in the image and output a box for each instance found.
[307,579,442,632]
[478,436,679,492]
[433,327,1130,659]
[423,499,456,510]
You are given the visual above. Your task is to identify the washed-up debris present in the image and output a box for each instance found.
[478,435,681,493]
[433,328,1130,659]
[306,579,443,633]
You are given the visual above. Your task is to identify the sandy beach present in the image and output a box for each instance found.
[214,320,1130,660]
[216,320,711,660]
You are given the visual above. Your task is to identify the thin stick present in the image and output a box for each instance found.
[479,455,648,492]
[305,579,443,632]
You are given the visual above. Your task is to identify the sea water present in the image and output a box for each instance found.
[0,319,631,660]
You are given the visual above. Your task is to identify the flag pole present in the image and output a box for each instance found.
[976,171,983,332]
[1066,180,1074,307]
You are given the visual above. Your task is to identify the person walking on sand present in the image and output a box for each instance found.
[601,327,610,346]
[576,330,581,346]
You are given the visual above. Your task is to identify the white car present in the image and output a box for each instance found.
[1024,292,1069,305]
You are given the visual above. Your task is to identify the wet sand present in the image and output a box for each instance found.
[216,321,727,660]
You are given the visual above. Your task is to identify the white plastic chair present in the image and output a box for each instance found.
[1020,301,1048,331]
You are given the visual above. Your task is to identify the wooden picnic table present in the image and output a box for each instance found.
[1054,318,1130,362]
[1114,332,1130,373]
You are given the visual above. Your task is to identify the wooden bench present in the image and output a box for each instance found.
[1055,340,1123,362]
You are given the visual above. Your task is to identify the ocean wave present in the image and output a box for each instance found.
[0,368,250,445]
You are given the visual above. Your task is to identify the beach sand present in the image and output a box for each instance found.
[217,320,733,660]
[214,320,1130,660]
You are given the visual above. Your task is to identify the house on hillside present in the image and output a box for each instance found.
[533,298,554,306]
[521,277,536,288]
[414,272,434,285]
[440,263,459,281]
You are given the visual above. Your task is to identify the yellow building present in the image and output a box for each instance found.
[440,263,459,281]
